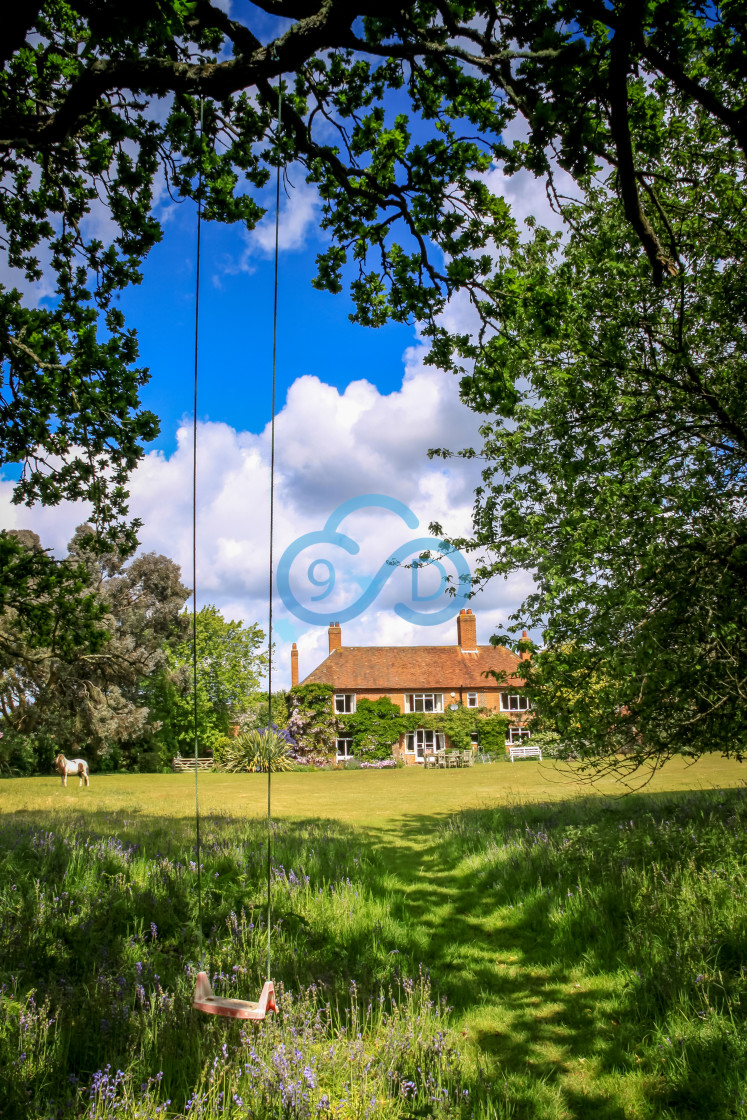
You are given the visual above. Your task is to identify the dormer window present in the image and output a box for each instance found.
[405,693,443,713]
[334,694,356,714]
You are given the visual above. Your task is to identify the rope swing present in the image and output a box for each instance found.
[190,82,283,1023]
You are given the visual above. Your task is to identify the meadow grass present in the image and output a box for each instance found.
[1,756,746,1119]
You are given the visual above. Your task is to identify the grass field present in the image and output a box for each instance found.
[1,756,746,1119]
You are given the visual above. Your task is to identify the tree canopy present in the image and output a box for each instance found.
[2,2,745,541]
[0,531,267,772]
[0,524,189,772]
[3,3,746,767]
[435,82,747,768]
[147,604,267,756]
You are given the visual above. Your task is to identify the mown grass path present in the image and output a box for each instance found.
[2,756,746,1119]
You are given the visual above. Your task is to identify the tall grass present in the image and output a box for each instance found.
[0,813,488,1119]
[1,783,746,1118]
[443,790,747,1116]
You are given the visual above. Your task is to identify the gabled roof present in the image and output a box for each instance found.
[299,644,524,691]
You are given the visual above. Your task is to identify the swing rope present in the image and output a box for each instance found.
[192,95,205,963]
[265,75,283,985]
[192,78,283,995]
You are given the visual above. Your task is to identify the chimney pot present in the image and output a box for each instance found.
[291,642,299,687]
[457,608,477,651]
[328,621,342,655]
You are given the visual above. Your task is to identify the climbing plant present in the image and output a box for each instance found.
[416,708,510,753]
[287,684,336,766]
[340,698,411,761]
[469,713,511,755]
[339,699,511,759]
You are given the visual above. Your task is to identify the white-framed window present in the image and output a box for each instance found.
[470,732,479,747]
[336,737,354,761]
[506,725,531,745]
[405,693,443,713]
[405,729,446,759]
[500,693,531,712]
[466,692,479,708]
[334,694,356,714]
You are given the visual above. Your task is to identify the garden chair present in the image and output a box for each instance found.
[460,750,475,767]
[423,753,437,769]
[446,752,460,768]
[436,750,447,768]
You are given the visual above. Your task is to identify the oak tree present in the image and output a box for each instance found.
[435,88,747,768]
[3,3,746,770]
[3,1,745,538]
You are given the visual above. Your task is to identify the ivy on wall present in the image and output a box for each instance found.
[468,712,511,754]
[287,686,513,762]
[340,698,409,760]
[340,698,511,759]
[414,707,510,753]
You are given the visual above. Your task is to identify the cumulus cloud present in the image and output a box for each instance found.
[481,115,581,239]
[217,177,322,282]
[2,119,571,690]
[0,339,533,688]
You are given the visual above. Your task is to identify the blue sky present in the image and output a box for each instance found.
[0,76,566,686]
[121,185,417,453]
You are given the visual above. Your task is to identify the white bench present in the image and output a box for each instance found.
[508,744,542,762]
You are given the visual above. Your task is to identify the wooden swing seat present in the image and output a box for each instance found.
[193,972,277,1020]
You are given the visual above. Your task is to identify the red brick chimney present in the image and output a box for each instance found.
[291,643,299,687]
[457,608,477,651]
[328,621,342,655]
[520,629,531,661]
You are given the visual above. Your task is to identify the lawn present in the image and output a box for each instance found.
[1,755,746,1119]
[5,753,744,824]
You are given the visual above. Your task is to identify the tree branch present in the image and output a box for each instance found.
[607,0,678,285]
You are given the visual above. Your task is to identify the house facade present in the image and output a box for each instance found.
[291,609,532,764]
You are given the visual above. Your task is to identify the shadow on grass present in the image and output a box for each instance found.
[356,786,747,1119]
[3,784,746,1119]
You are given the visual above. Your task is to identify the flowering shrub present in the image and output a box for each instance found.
[286,683,336,766]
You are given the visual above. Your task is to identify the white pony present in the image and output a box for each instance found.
[55,753,90,787]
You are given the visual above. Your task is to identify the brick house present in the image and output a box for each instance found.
[291,609,532,764]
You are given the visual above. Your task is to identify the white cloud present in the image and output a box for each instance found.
[221,176,321,280]
[0,342,533,688]
[480,115,582,239]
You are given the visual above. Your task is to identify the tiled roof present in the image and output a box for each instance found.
[299,644,524,690]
